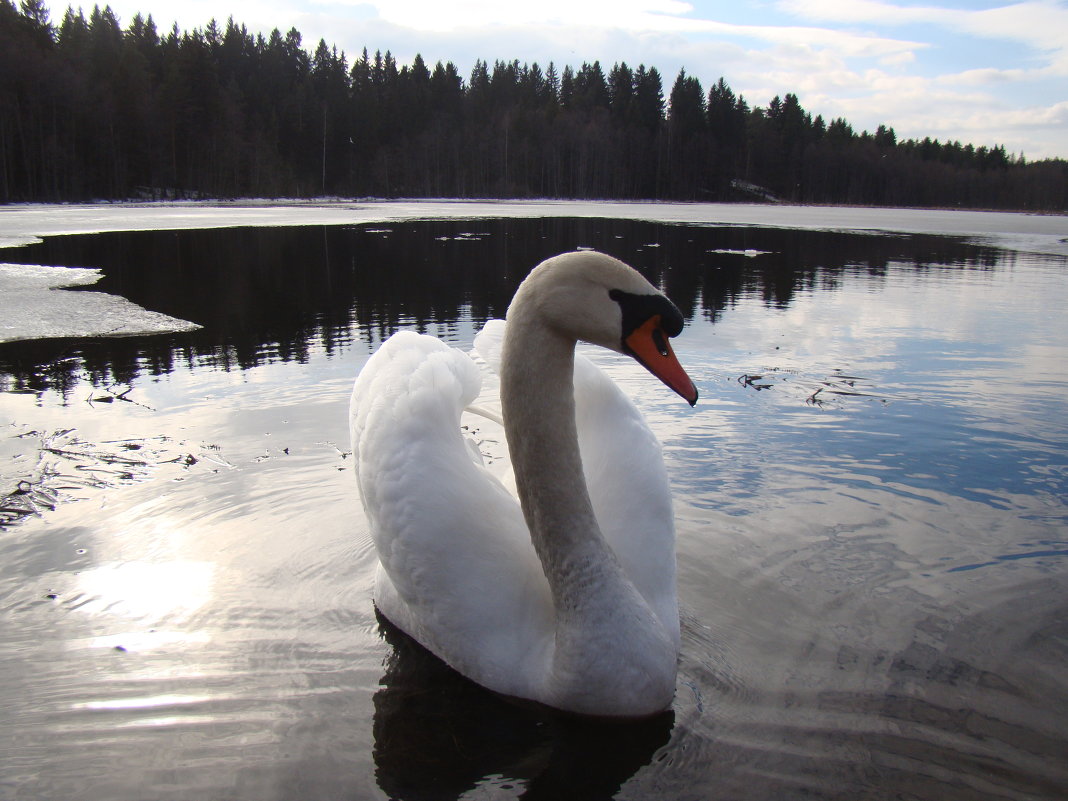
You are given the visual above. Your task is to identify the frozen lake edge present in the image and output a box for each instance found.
[0,199,1065,343]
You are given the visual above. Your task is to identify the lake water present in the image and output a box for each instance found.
[1,211,1067,800]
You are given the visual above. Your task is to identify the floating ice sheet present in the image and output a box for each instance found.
[0,261,102,291]
[708,248,773,257]
[0,262,201,343]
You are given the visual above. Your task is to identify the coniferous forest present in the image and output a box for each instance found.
[2,0,1066,209]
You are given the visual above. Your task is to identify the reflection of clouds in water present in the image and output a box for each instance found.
[662,257,1068,513]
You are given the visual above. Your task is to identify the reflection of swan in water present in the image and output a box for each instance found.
[371,611,675,800]
[351,251,697,717]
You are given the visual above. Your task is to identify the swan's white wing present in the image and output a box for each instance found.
[475,320,678,645]
[572,355,680,646]
[350,331,552,694]
[476,316,508,373]
[473,318,506,371]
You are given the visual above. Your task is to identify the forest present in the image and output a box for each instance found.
[2,0,1066,209]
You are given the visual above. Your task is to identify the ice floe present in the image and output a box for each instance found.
[708,248,773,257]
[0,262,200,343]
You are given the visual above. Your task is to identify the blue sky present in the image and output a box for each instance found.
[94,0,1067,159]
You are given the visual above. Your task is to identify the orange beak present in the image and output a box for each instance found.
[624,316,698,406]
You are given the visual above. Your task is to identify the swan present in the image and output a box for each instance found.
[350,250,698,717]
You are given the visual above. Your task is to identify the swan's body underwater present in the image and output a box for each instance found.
[350,250,697,717]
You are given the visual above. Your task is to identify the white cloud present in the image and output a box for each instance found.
[802,74,1067,158]
[326,0,928,62]
[937,66,1028,86]
[348,0,700,32]
[962,1,1068,53]
[878,50,916,68]
[778,0,1068,58]
[775,0,956,26]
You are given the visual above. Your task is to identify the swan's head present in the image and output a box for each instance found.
[510,250,698,406]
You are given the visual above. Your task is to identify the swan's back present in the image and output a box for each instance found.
[350,331,553,697]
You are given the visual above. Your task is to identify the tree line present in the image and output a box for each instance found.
[2,0,1065,209]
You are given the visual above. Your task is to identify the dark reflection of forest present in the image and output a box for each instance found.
[0,218,1003,397]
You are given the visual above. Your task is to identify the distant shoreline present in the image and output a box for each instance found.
[3,196,1064,217]
[3,200,1066,253]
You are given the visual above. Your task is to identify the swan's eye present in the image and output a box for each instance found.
[652,327,669,357]
[608,288,685,341]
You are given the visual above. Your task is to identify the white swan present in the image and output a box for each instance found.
[350,250,697,717]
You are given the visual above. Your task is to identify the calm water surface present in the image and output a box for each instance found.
[1,216,1067,800]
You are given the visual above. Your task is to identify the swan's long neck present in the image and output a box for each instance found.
[500,301,676,715]
[500,320,607,603]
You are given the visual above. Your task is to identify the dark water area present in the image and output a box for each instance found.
[0,218,1002,395]
[1,216,1067,800]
